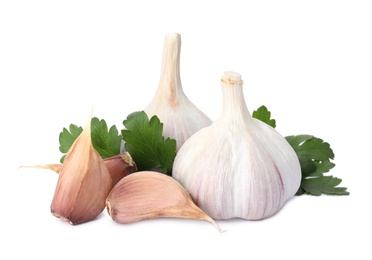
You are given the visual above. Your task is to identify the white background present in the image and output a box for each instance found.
[1,0,371,259]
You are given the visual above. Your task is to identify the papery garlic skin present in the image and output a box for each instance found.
[24,152,136,188]
[144,33,212,150]
[172,72,301,220]
[51,113,112,225]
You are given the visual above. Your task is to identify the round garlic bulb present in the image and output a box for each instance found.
[144,33,212,151]
[172,71,301,220]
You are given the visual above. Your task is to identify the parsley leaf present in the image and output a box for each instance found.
[286,135,349,196]
[90,117,122,159]
[59,117,122,163]
[252,105,276,128]
[299,176,349,196]
[285,135,334,176]
[121,111,176,175]
[253,105,349,196]
[59,124,83,163]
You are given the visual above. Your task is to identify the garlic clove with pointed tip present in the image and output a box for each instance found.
[50,112,112,225]
[106,171,222,231]
[144,33,212,150]
[172,71,302,220]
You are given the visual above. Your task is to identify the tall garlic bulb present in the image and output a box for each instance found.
[144,33,212,150]
[172,71,301,220]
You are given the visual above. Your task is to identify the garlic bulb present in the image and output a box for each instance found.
[50,113,112,224]
[144,33,212,150]
[172,71,301,220]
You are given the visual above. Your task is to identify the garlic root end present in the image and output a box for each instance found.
[19,164,62,174]
[106,201,112,217]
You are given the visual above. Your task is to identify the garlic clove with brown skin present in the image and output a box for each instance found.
[106,171,222,231]
[144,33,212,151]
[50,113,112,225]
[103,152,137,187]
[172,71,302,221]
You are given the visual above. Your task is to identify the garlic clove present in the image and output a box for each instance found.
[172,71,302,220]
[106,171,222,231]
[103,152,137,187]
[144,33,212,150]
[50,112,112,225]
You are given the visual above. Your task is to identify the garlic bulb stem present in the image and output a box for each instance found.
[144,33,212,151]
[156,32,184,106]
[220,72,252,125]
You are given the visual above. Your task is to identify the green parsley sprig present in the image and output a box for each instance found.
[59,117,122,163]
[59,106,349,195]
[252,106,349,196]
[59,112,176,175]
[121,111,176,175]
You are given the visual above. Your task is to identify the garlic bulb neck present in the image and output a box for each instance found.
[220,71,253,126]
[144,33,212,151]
[154,32,185,107]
